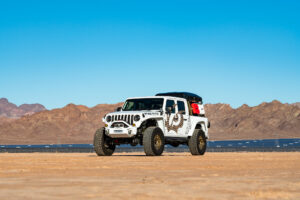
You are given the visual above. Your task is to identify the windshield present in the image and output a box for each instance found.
[122,98,164,111]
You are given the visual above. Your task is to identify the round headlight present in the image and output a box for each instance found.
[106,115,112,122]
[134,115,140,122]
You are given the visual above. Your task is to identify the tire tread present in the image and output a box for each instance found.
[188,129,206,156]
[93,128,115,156]
[143,127,165,156]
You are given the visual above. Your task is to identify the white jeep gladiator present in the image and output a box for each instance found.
[93,92,210,156]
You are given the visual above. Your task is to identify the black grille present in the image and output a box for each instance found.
[111,114,134,125]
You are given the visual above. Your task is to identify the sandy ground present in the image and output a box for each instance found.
[0,152,300,200]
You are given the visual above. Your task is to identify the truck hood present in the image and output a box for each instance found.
[109,110,161,115]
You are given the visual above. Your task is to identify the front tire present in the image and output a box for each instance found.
[94,128,115,156]
[188,129,207,155]
[143,127,165,156]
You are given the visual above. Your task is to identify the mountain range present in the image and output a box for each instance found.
[293,102,300,108]
[0,98,46,118]
[0,98,299,144]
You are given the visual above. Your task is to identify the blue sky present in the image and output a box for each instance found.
[0,0,299,109]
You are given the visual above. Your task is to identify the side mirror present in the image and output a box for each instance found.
[159,108,163,115]
[115,107,122,112]
[166,107,172,114]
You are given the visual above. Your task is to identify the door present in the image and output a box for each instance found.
[164,99,189,137]
[164,99,177,136]
[176,100,190,136]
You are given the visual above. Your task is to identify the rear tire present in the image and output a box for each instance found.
[94,128,115,156]
[188,129,207,155]
[143,127,165,156]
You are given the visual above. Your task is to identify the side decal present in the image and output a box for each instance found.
[165,114,184,133]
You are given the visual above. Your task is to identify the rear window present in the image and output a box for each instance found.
[177,101,186,114]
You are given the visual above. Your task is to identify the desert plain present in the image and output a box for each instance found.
[0,152,300,200]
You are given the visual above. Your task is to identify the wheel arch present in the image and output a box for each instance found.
[143,117,164,128]
[188,120,209,139]
[141,118,158,127]
[138,117,164,135]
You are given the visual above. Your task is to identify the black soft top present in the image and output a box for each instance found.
[155,92,202,103]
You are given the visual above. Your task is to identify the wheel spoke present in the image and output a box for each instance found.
[198,136,205,149]
[154,134,162,150]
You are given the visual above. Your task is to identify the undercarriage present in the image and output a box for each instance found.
[106,133,188,147]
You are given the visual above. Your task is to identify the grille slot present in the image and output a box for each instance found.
[111,114,134,125]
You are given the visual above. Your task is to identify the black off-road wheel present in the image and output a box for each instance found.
[188,129,207,155]
[93,127,115,156]
[143,127,165,156]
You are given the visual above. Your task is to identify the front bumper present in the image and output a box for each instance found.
[106,127,136,138]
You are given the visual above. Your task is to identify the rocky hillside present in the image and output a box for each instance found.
[0,100,299,144]
[205,101,300,140]
[293,102,300,108]
[0,116,16,125]
[0,98,46,118]
[0,103,122,144]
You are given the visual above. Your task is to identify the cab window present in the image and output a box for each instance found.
[165,100,175,113]
[177,101,186,114]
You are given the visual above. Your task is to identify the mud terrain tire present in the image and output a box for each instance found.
[188,128,207,155]
[94,128,115,156]
[143,127,165,156]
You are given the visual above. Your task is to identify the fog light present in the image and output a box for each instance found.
[105,124,108,127]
